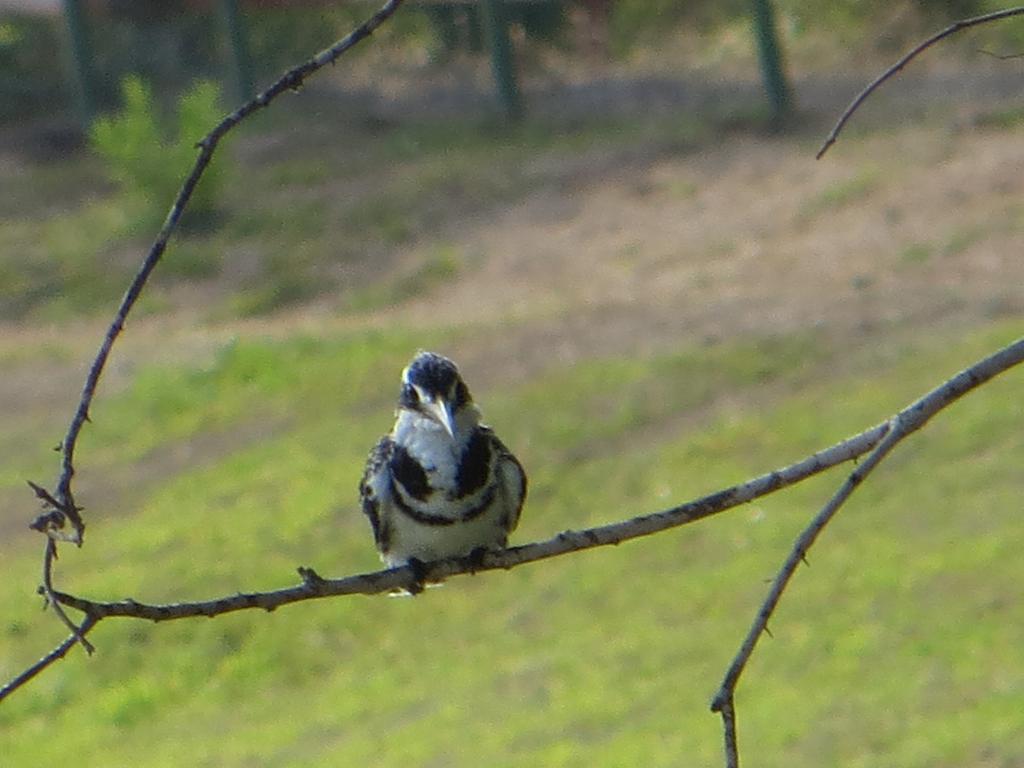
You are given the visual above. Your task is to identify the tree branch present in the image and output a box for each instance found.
[40,539,94,654]
[817,5,1024,159]
[50,423,894,621]
[18,0,406,666]
[711,337,1024,766]
[31,0,406,548]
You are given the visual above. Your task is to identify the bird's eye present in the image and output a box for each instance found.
[453,380,470,407]
[400,383,419,409]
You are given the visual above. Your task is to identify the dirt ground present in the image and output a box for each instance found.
[359,65,1024,384]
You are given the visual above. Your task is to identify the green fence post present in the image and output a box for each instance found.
[61,0,98,127]
[750,0,791,122]
[480,0,522,119]
[217,0,255,102]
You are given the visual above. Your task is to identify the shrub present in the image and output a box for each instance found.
[90,76,226,230]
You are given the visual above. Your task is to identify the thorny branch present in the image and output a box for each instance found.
[31,0,407,549]
[40,539,94,654]
[16,0,406,688]
[710,338,1024,767]
[816,5,1024,159]
[0,615,98,703]
[2,417,886,675]
[723,8,1024,766]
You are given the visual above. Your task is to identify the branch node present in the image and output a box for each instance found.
[709,690,726,713]
[297,566,326,588]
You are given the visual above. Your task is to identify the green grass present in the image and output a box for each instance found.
[972,104,1024,131]
[345,244,463,312]
[798,166,881,223]
[2,319,1024,767]
[899,241,933,266]
[0,199,134,320]
[0,110,717,322]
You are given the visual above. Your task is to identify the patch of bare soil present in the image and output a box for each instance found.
[388,120,1023,385]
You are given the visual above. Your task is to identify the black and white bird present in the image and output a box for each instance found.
[360,351,527,574]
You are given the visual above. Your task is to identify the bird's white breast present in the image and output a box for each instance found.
[393,411,462,494]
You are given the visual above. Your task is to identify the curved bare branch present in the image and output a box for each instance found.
[35,0,406,547]
[16,0,407,685]
[0,615,97,704]
[50,423,891,621]
[711,337,1024,766]
[817,5,1024,159]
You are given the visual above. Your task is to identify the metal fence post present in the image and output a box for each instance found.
[61,0,98,127]
[750,0,791,122]
[217,0,255,102]
[480,0,522,119]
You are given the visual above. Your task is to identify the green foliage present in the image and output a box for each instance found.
[90,76,226,230]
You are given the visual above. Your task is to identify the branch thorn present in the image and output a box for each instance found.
[297,566,326,587]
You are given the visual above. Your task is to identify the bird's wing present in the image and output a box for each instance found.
[360,435,395,551]
[485,428,527,534]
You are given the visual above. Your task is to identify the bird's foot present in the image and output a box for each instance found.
[405,557,429,595]
[465,546,490,573]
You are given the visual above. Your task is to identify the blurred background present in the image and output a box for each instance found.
[1,1,1023,766]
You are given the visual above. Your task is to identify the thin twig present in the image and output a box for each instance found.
[49,425,894,621]
[817,6,1024,159]
[719,695,739,768]
[44,0,406,547]
[24,0,406,659]
[0,614,98,704]
[40,539,95,654]
[9,0,409,699]
[27,480,82,541]
[50,337,1024,626]
[710,337,1024,765]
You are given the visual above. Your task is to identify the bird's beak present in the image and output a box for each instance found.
[422,397,455,439]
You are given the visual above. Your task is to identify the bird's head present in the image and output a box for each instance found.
[398,351,475,439]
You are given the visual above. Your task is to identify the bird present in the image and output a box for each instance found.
[359,351,527,582]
